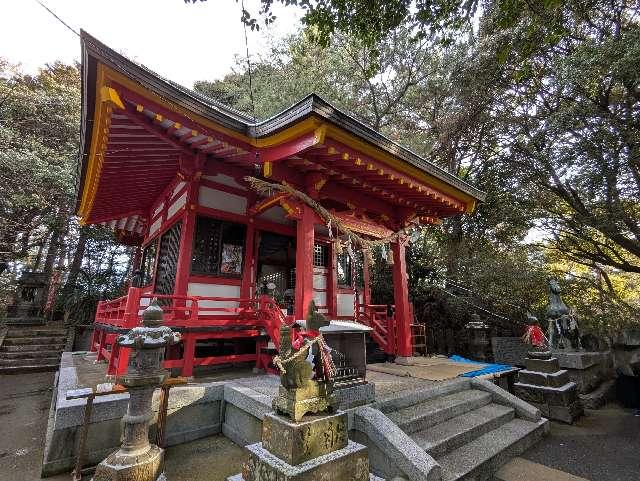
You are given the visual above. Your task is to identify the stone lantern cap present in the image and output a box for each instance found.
[117,299,181,350]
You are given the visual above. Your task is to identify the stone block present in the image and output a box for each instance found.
[553,351,600,370]
[579,379,616,409]
[525,357,560,373]
[518,370,569,388]
[513,384,545,404]
[529,402,550,418]
[262,412,348,466]
[241,440,369,481]
[548,401,583,424]
[613,329,640,347]
[491,337,529,367]
[223,403,263,447]
[542,383,579,406]
[92,445,164,481]
[565,364,605,394]
[335,381,375,409]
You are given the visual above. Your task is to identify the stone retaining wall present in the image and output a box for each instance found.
[492,337,529,367]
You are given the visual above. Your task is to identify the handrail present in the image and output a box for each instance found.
[93,288,289,346]
[357,303,396,355]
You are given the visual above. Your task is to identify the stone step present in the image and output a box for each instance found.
[0,363,61,374]
[0,343,66,352]
[0,349,62,359]
[387,389,492,434]
[438,418,549,481]
[0,356,60,366]
[7,328,67,337]
[3,335,67,345]
[411,403,515,458]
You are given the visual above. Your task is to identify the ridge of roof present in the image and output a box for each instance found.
[78,30,486,203]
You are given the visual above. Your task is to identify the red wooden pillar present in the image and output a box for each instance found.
[181,334,197,377]
[328,241,338,318]
[241,222,255,302]
[294,204,315,319]
[362,256,371,306]
[391,238,412,357]
[173,176,199,300]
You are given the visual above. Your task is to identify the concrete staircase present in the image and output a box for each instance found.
[0,327,69,374]
[380,381,548,481]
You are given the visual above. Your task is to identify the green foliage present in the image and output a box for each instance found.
[191,12,639,336]
[0,61,132,324]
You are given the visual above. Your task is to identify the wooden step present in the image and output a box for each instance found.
[387,389,492,434]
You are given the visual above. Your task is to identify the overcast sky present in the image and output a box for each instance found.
[1,0,302,88]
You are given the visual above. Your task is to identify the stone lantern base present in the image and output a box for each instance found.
[92,445,165,481]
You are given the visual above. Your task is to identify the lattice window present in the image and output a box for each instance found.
[191,216,246,277]
[155,221,182,297]
[313,243,329,267]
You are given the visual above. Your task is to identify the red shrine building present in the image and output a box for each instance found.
[77,32,485,377]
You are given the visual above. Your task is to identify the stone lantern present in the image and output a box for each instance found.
[92,299,180,481]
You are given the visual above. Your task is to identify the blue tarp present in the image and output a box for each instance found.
[449,355,513,377]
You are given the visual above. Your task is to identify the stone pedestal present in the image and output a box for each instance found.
[514,351,583,423]
[229,412,373,481]
[553,350,614,409]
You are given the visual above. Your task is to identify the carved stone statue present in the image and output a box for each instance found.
[546,279,581,350]
[272,301,336,422]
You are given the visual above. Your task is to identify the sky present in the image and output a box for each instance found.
[0,0,302,88]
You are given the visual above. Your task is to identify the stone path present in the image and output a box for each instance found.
[495,457,589,481]
[522,405,640,481]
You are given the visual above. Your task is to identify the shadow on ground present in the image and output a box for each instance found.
[522,405,640,481]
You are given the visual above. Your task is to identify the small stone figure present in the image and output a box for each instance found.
[272,301,336,422]
[546,279,581,350]
[92,299,180,481]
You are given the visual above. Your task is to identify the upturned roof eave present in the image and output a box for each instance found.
[76,30,486,213]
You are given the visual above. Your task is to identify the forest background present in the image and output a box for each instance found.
[0,0,638,343]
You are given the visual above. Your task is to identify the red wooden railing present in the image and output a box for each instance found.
[91,287,291,377]
[356,303,396,355]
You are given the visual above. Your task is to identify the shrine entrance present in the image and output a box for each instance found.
[256,232,296,312]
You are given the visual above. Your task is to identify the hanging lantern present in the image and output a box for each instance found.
[387,246,395,265]
[335,239,343,255]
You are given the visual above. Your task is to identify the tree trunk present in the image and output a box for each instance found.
[64,226,89,293]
